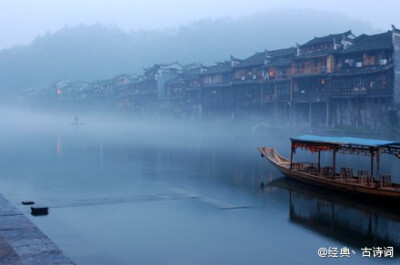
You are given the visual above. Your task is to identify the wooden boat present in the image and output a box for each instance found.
[71,116,86,126]
[21,200,35,205]
[258,135,400,200]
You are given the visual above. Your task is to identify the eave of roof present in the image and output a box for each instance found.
[234,52,266,68]
[301,30,352,47]
[204,62,232,74]
[338,31,393,54]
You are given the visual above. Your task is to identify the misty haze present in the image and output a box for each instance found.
[0,2,399,265]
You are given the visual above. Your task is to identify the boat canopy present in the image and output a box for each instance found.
[291,135,400,156]
[292,135,399,147]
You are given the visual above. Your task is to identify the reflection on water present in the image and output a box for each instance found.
[269,178,400,253]
[0,112,399,265]
[57,136,62,156]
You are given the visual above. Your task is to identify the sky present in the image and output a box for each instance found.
[0,0,399,50]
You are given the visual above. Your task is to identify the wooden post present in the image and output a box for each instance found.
[370,150,374,177]
[290,143,294,169]
[318,149,321,175]
[356,97,360,127]
[332,149,336,180]
[293,102,296,126]
[364,99,367,128]
[378,98,381,128]
[376,148,381,185]
[326,101,330,128]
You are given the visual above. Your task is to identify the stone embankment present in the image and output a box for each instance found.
[0,194,75,265]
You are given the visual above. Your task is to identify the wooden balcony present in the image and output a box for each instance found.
[330,88,392,98]
[275,73,291,80]
[292,66,327,75]
[265,73,291,81]
[293,90,329,102]
[263,94,290,102]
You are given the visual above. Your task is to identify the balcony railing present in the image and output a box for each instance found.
[292,66,327,75]
[293,90,329,102]
[330,88,392,97]
[275,73,291,80]
[265,73,291,81]
[263,94,290,102]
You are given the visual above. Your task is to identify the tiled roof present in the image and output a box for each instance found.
[236,47,296,68]
[235,52,266,68]
[331,64,393,76]
[339,31,393,54]
[295,49,334,59]
[267,47,297,58]
[204,61,232,75]
[264,57,292,68]
[180,67,205,80]
[301,30,352,47]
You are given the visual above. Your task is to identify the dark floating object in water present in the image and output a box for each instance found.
[31,207,49,216]
[71,116,86,126]
[21,201,35,205]
[260,182,265,188]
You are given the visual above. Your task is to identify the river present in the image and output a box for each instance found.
[0,109,398,265]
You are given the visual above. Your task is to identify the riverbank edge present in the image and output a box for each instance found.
[0,193,75,265]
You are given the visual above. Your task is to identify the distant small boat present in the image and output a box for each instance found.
[258,135,400,201]
[71,116,86,126]
[21,200,35,205]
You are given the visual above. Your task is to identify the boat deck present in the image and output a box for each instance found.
[258,147,400,193]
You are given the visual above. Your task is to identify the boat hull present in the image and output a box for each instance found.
[258,147,400,200]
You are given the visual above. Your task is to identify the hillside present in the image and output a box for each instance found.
[0,9,376,92]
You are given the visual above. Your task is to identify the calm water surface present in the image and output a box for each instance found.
[0,113,399,265]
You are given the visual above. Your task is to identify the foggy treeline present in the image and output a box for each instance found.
[0,9,376,92]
